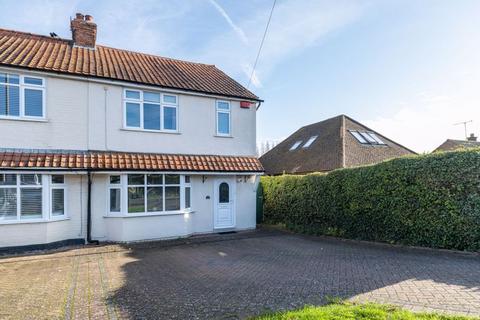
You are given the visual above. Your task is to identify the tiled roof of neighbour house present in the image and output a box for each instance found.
[259,115,416,175]
[433,139,480,152]
[0,149,264,172]
[0,28,260,101]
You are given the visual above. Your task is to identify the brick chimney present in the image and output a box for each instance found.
[70,13,97,48]
[467,133,477,142]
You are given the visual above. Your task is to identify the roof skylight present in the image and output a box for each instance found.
[303,135,318,148]
[350,130,386,146]
[350,131,368,144]
[368,132,385,145]
[289,140,303,151]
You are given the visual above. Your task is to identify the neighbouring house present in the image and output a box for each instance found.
[260,115,415,175]
[0,13,263,250]
[434,134,480,152]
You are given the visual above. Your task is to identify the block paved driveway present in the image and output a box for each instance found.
[0,229,479,319]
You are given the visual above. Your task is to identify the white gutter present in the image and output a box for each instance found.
[0,169,263,175]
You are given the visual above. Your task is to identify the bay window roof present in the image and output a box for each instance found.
[0,149,264,173]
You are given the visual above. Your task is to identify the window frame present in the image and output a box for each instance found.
[0,173,69,224]
[108,175,123,214]
[107,173,192,217]
[349,130,387,146]
[302,135,318,149]
[216,100,231,137]
[50,174,67,219]
[289,140,303,151]
[123,89,179,133]
[0,73,46,121]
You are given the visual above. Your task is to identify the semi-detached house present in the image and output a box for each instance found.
[0,13,263,250]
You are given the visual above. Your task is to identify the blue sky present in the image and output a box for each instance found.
[1,0,479,152]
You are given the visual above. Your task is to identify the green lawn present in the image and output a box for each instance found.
[254,302,478,320]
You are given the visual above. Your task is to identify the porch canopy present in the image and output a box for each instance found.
[0,149,264,173]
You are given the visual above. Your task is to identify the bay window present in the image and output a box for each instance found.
[0,173,66,222]
[108,174,192,215]
[124,89,178,132]
[0,73,45,119]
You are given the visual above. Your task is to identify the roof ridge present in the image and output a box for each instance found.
[0,26,260,100]
[0,27,71,44]
[0,27,215,67]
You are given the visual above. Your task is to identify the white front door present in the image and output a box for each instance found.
[214,178,235,229]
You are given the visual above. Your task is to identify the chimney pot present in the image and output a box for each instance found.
[70,13,97,48]
[467,133,477,142]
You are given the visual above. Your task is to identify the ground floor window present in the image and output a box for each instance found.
[0,173,66,221]
[107,174,192,215]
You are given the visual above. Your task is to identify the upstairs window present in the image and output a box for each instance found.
[349,130,386,146]
[0,73,45,119]
[216,101,231,136]
[124,89,178,132]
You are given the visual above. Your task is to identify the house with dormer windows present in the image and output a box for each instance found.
[260,115,414,175]
[0,13,263,250]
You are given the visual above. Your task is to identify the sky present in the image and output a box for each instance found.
[1,0,479,153]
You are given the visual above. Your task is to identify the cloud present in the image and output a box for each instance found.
[208,0,249,45]
[363,90,480,153]
[196,0,367,88]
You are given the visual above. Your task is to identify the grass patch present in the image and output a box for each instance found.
[253,302,478,320]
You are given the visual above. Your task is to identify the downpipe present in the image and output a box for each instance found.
[87,171,99,245]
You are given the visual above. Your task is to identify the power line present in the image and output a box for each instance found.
[247,0,277,89]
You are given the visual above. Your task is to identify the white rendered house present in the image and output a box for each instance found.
[0,14,263,251]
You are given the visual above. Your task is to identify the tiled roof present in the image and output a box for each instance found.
[260,115,415,175]
[0,149,263,172]
[434,139,480,152]
[0,28,259,101]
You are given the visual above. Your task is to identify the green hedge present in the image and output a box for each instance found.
[261,149,480,251]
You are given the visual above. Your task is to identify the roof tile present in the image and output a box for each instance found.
[0,28,259,101]
[0,150,263,172]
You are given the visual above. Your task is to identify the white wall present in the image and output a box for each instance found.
[0,175,87,248]
[91,174,256,243]
[0,75,89,150]
[0,68,257,157]
[0,173,258,247]
[87,82,257,156]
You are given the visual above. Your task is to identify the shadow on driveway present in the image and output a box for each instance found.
[109,229,480,319]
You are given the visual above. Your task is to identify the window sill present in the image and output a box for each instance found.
[0,116,48,123]
[121,128,181,135]
[0,217,70,225]
[214,134,233,138]
[104,210,195,218]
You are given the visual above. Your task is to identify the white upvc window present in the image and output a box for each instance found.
[123,89,178,132]
[0,173,66,223]
[0,72,46,120]
[216,100,231,136]
[108,175,122,214]
[107,173,192,216]
[51,175,66,217]
[184,175,191,210]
